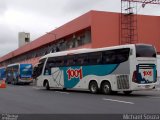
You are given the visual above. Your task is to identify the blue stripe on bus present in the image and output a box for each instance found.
[61,64,119,88]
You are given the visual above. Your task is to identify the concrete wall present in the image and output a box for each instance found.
[137,15,160,54]
[90,11,160,52]
[91,11,119,48]
[18,32,30,48]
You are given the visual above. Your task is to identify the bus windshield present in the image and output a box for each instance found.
[136,45,156,57]
[0,68,6,80]
[20,64,32,78]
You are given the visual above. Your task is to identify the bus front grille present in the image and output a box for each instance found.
[117,75,129,89]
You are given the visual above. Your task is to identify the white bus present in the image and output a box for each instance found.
[36,44,157,95]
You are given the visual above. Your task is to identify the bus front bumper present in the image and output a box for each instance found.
[19,79,33,83]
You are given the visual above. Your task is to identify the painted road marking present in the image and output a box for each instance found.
[103,98,134,104]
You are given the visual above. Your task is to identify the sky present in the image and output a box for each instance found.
[0,0,160,57]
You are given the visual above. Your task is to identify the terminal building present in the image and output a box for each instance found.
[0,10,160,67]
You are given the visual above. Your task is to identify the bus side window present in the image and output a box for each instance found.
[66,59,74,66]
[116,54,126,63]
[102,50,114,64]
[66,55,75,66]
[115,48,130,63]
[44,62,51,75]
[36,63,43,77]
[88,52,102,65]
[76,53,88,66]
[59,56,67,67]
[36,58,46,77]
[82,58,89,65]
[102,48,130,64]
[78,58,84,65]
[54,58,60,67]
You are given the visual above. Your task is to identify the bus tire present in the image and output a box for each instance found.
[111,91,118,95]
[44,80,50,90]
[123,91,132,95]
[89,81,98,94]
[63,88,67,91]
[101,82,112,95]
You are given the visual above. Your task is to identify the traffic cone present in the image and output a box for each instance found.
[0,80,6,88]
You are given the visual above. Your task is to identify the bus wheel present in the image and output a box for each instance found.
[89,81,98,94]
[45,81,50,90]
[101,82,111,95]
[111,91,118,95]
[123,91,132,95]
[63,88,67,91]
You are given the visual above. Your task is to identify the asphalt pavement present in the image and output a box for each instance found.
[0,84,160,114]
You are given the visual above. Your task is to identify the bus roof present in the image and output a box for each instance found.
[7,63,32,67]
[0,67,6,70]
[40,48,92,60]
[39,44,154,60]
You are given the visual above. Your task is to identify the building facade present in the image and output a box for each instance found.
[0,10,160,66]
